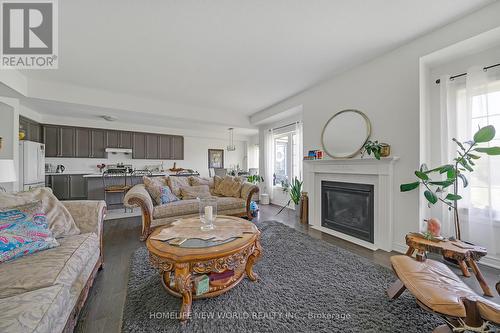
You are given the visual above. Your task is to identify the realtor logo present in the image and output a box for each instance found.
[1,0,58,69]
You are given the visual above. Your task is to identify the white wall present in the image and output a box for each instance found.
[0,98,20,191]
[255,2,500,251]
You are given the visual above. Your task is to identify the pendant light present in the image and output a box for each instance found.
[226,128,236,151]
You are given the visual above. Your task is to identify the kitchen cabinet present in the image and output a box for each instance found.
[172,135,184,160]
[43,125,59,157]
[75,128,91,158]
[90,129,106,158]
[159,135,172,159]
[48,174,87,200]
[51,175,70,200]
[69,175,87,199]
[132,133,146,159]
[41,123,183,160]
[145,134,159,159]
[19,116,42,143]
[106,130,133,149]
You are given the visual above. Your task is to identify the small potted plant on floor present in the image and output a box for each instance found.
[277,177,303,216]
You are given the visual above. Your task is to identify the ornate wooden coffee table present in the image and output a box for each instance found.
[405,233,492,297]
[146,216,262,321]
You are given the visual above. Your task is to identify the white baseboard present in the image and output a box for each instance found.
[391,242,407,254]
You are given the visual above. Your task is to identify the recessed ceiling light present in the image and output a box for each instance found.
[101,115,117,121]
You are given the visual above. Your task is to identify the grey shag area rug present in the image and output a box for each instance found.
[122,220,443,333]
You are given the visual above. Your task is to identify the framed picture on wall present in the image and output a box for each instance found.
[208,149,224,168]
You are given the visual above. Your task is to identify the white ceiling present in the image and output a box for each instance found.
[15,0,494,125]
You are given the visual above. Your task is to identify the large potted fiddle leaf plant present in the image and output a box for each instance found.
[400,125,500,240]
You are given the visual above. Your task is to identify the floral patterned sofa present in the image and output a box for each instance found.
[124,175,259,240]
[0,188,106,333]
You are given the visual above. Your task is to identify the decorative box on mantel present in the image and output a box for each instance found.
[303,157,399,252]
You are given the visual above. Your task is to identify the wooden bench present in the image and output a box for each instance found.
[387,255,500,333]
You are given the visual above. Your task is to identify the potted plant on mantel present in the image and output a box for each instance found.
[277,177,303,216]
[400,125,500,240]
[362,140,391,160]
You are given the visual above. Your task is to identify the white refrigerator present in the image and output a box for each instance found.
[19,141,46,191]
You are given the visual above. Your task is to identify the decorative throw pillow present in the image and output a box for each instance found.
[214,176,243,198]
[0,187,79,239]
[179,185,211,200]
[188,176,214,189]
[167,176,190,197]
[143,176,169,206]
[160,186,179,205]
[0,201,59,263]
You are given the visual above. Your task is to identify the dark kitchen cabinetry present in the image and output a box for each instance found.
[42,123,183,160]
[132,133,146,159]
[171,136,184,160]
[43,125,59,157]
[75,128,91,158]
[51,175,70,200]
[106,130,133,149]
[59,127,75,157]
[19,116,42,143]
[145,134,159,159]
[90,129,106,158]
[159,135,172,159]
[48,174,87,200]
[43,125,75,157]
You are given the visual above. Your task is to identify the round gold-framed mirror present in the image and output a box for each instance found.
[321,109,371,159]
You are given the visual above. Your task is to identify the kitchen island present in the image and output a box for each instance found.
[85,172,200,209]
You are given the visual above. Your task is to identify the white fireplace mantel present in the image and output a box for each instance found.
[303,157,399,252]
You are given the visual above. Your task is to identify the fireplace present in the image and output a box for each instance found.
[321,181,374,243]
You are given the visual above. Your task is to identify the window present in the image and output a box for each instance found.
[273,130,300,186]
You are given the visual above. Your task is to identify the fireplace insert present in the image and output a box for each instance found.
[321,181,374,243]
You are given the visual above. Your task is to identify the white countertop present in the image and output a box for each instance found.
[46,171,95,175]
[83,172,171,178]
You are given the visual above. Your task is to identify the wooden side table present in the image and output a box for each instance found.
[405,233,493,297]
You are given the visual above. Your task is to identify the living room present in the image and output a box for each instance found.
[1,1,500,332]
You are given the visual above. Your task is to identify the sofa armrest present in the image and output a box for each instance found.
[62,200,106,268]
[124,184,154,241]
[240,182,259,219]
[62,200,106,238]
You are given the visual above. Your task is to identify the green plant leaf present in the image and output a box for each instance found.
[458,159,473,172]
[452,138,465,151]
[447,168,456,179]
[424,190,438,204]
[474,147,500,155]
[457,174,468,188]
[438,164,454,174]
[429,180,453,187]
[467,153,480,159]
[415,171,429,181]
[400,182,420,192]
[445,193,462,201]
[473,125,495,143]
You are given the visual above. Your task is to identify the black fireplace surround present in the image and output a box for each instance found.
[321,181,374,243]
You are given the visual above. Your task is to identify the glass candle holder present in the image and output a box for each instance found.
[198,197,217,231]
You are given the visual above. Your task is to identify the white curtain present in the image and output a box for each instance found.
[264,128,274,200]
[439,66,500,263]
[295,121,303,180]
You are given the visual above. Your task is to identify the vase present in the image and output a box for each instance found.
[380,143,391,157]
[198,197,217,231]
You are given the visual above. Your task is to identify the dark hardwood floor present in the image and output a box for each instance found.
[76,204,500,333]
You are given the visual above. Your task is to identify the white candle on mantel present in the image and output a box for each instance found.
[204,206,213,221]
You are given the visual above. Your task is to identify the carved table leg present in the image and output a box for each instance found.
[245,238,262,282]
[174,263,192,321]
[466,259,493,297]
[458,260,471,277]
[405,246,415,257]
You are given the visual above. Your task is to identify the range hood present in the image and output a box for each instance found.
[105,148,133,154]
